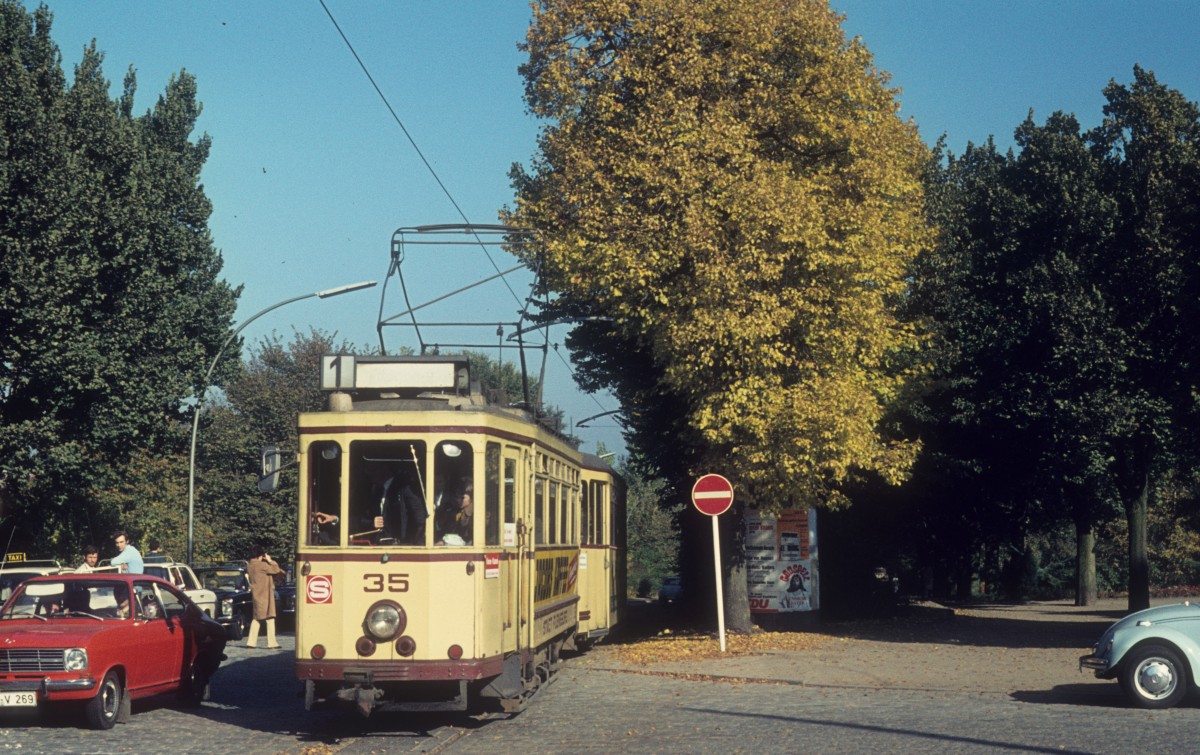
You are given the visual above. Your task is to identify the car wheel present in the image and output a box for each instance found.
[231,611,248,641]
[85,671,122,729]
[177,656,211,707]
[1120,644,1189,709]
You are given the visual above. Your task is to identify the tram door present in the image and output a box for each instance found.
[501,447,521,652]
[594,480,612,629]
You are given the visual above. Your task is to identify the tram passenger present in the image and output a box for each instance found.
[437,481,473,546]
[358,463,426,545]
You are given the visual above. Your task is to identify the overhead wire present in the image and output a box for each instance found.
[317,0,620,435]
[316,0,523,307]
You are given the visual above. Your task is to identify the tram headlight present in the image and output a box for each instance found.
[364,601,406,642]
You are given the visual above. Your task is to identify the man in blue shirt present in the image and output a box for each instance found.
[110,530,144,574]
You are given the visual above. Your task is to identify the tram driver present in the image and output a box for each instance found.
[311,511,339,545]
[355,463,427,545]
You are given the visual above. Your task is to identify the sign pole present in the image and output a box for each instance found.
[691,473,734,654]
[711,514,726,652]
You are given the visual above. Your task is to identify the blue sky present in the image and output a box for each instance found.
[33,1,1200,458]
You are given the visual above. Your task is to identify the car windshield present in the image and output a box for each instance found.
[198,570,246,591]
[1,580,132,621]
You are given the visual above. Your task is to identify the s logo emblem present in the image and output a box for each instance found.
[306,575,333,604]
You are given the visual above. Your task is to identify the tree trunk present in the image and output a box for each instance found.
[722,557,754,633]
[1126,473,1150,612]
[955,548,974,600]
[1074,519,1097,607]
[720,505,753,633]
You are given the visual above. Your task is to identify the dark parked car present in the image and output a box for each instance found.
[194,566,254,640]
[275,574,296,630]
[658,576,683,604]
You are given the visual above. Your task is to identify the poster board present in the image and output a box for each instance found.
[745,508,819,613]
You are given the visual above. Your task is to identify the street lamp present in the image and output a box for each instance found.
[186,280,378,565]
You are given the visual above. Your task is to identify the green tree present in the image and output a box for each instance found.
[1089,67,1200,611]
[92,449,205,562]
[914,120,1125,605]
[0,2,237,556]
[621,456,680,597]
[508,0,930,629]
[912,69,1200,611]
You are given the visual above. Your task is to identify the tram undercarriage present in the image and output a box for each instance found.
[305,629,574,717]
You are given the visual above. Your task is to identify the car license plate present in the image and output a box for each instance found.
[0,691,36,707]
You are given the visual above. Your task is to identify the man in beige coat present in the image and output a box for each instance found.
[245,545,284,649]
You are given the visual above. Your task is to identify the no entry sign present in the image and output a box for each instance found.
[692,473,734,652]
[692,474,734,516]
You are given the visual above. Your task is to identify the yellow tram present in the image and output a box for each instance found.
[290,353,625,715]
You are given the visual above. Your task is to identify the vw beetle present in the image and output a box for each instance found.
[1080,601,1200,709]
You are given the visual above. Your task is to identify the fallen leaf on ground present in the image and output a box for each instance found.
[612,629,827,664]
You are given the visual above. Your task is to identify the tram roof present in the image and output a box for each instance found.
[309,353,577,448]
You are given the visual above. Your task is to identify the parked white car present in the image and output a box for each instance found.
[143,561,218,619]
[1080,601,1200,709]
[0,558,65,604]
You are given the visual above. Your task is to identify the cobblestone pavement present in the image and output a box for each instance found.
[440,663,1200,755]
[2,601,1199,754]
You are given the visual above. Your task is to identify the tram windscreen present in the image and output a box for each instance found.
[348,440,429,546]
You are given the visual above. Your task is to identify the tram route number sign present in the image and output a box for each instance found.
[692,473,734,516]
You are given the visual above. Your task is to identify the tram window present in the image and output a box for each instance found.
[588,481,597,544]
[595,482,606,546]
[348,440,428,546]
[559,484,568,544]
[534,478,545,545]
[503,457,516,526]
[434,441,473,546]
[580,484,590,545]
[484,443,500,546]
[548,482,558,545]
[308,441,342,546]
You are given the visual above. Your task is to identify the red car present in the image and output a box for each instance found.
[0,573,227,729]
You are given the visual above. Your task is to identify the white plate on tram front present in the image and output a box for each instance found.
[0,691,37,707]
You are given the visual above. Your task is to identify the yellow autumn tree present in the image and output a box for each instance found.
[510,0,930,516]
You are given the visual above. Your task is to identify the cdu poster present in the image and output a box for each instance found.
[745,508,819,613]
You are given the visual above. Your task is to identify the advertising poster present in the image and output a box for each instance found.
[745,508,818,613]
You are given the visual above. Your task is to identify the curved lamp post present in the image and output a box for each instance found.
[186,280,377,565]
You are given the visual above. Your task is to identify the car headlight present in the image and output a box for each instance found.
[364,601,406,641]
[64,648,88,672]
[220,598,233,617]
